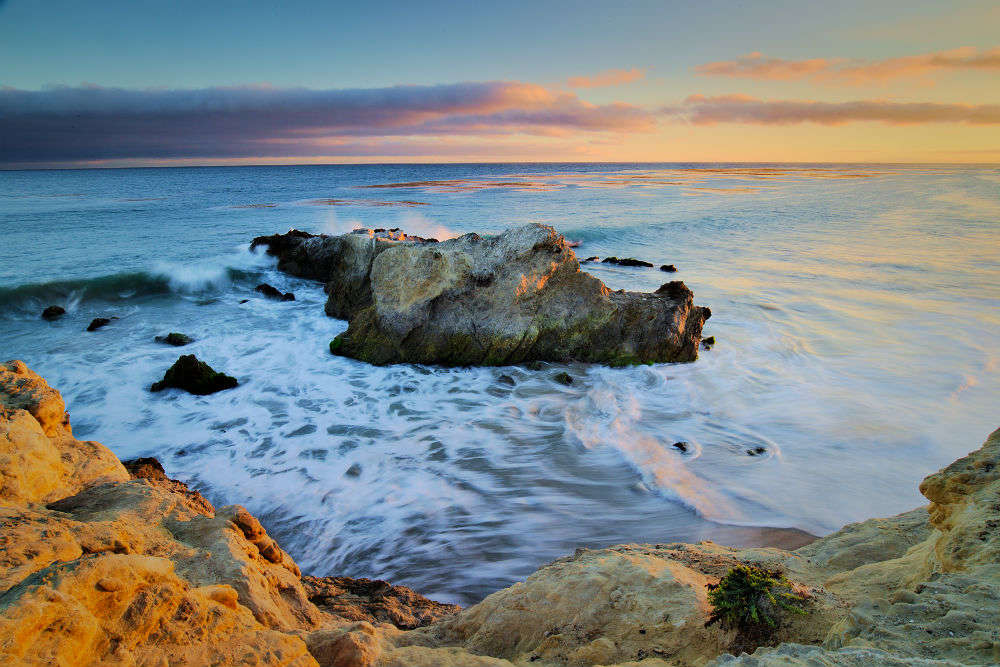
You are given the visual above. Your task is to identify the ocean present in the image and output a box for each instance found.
[1,162,997,604]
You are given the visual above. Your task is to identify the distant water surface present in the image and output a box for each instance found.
[1,163,997,604]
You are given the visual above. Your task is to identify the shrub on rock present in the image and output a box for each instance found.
[150,355,238,395]
[706,564,807,637]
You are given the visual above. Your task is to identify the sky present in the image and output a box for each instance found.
[1,0,999,167]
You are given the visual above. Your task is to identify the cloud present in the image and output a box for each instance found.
[663,94,1000,125]
[0,82,655,164]
[567,68,645,88]
[695,47,1000,84]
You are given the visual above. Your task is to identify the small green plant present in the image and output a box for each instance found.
[706,564,807,636]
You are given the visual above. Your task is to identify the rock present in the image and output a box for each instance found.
[497,374,516,386]
[86,316,116,331]
[155,332,193,346]
[0,360,128,505]
[602,257,654,268]
[150,354,238,395]
[41,305,65,320]
[256,283,296,301]
[703,335,716,350]
[240,298,250,304]
[583,256,599,262]
[552,371,574,386]
[259,224,709,366]
[673,441,689,453]
[303,576,460,629]
[746,446,766,456]
[660,264,677,272]
[344,463,362,478]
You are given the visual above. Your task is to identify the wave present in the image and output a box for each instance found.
[0,255,270,313]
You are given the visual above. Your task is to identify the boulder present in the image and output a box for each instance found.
[255,224,710,366]
[256,283,296,301]
[660,264,677,273]
[150,354,238,395]
[155,332,194,346]
[41,305,65,320]
[86,316,116,331]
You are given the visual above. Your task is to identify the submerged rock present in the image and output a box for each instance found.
[703,335,716,350]
[255,283,296,301]
[660,264,677,272]
[41,305,65,320]
[256,224,710,366]
[552,371,574,386]
[602,256,654,267]
[150,354,238,395]
[155,332,194,346]
[86,316,116,331]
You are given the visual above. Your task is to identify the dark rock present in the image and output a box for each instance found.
[660,264,677,273]
[86,317,116,331]
[122,456,166,480]
[702,336,716,350]
[746,446,767,456]
[525,361,546,371]
[553,372,574,386]
[262,224,711,366]
[301,574,460,630]
[239,299,250,304]
[121,456,214,514]
[498,374,516,386]
[603,257,654,268]
[255,283,295,301]
[155,332,193,346]
[583,256,600,262]
[672,441,689,453]
[150,354,238,395]
[344,463,362,478]
[41,305,66,321]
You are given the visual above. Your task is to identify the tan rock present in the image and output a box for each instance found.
[0,553,318,666]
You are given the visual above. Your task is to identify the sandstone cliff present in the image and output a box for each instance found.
[1,361,997,666]
[251,225,710,366]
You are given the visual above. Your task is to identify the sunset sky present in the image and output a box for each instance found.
[2,0,999,167]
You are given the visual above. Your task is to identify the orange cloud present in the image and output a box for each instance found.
[567,68,645,88]
[665,95,1000,125]
[695,47,1000,84]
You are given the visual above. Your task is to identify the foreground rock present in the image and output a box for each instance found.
[150,354,238,395]
[0,361,458,666]
[253,224,710,366]
[2,362,998,666]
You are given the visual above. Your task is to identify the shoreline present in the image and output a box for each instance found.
[3,360,997,666]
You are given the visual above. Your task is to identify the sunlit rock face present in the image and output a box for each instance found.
[253,223,711,366]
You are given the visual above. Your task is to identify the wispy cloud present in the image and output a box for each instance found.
[567,68,645,88]
[664,94,1000,125]
[695,47,1000,84]
[0,82,655,164]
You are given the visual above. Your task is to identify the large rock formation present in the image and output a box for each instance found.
[251,225,710,366]
[2,361,998,666]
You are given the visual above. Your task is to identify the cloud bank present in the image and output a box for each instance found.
[664,95,1000,125]
[0,82,654,164]
[567,68,645,88]
[696,47,1000,84]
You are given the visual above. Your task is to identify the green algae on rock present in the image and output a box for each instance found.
[254,224,710,367]
[150,354,238,395]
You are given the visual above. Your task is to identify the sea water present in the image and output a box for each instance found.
[1,163,997,603]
